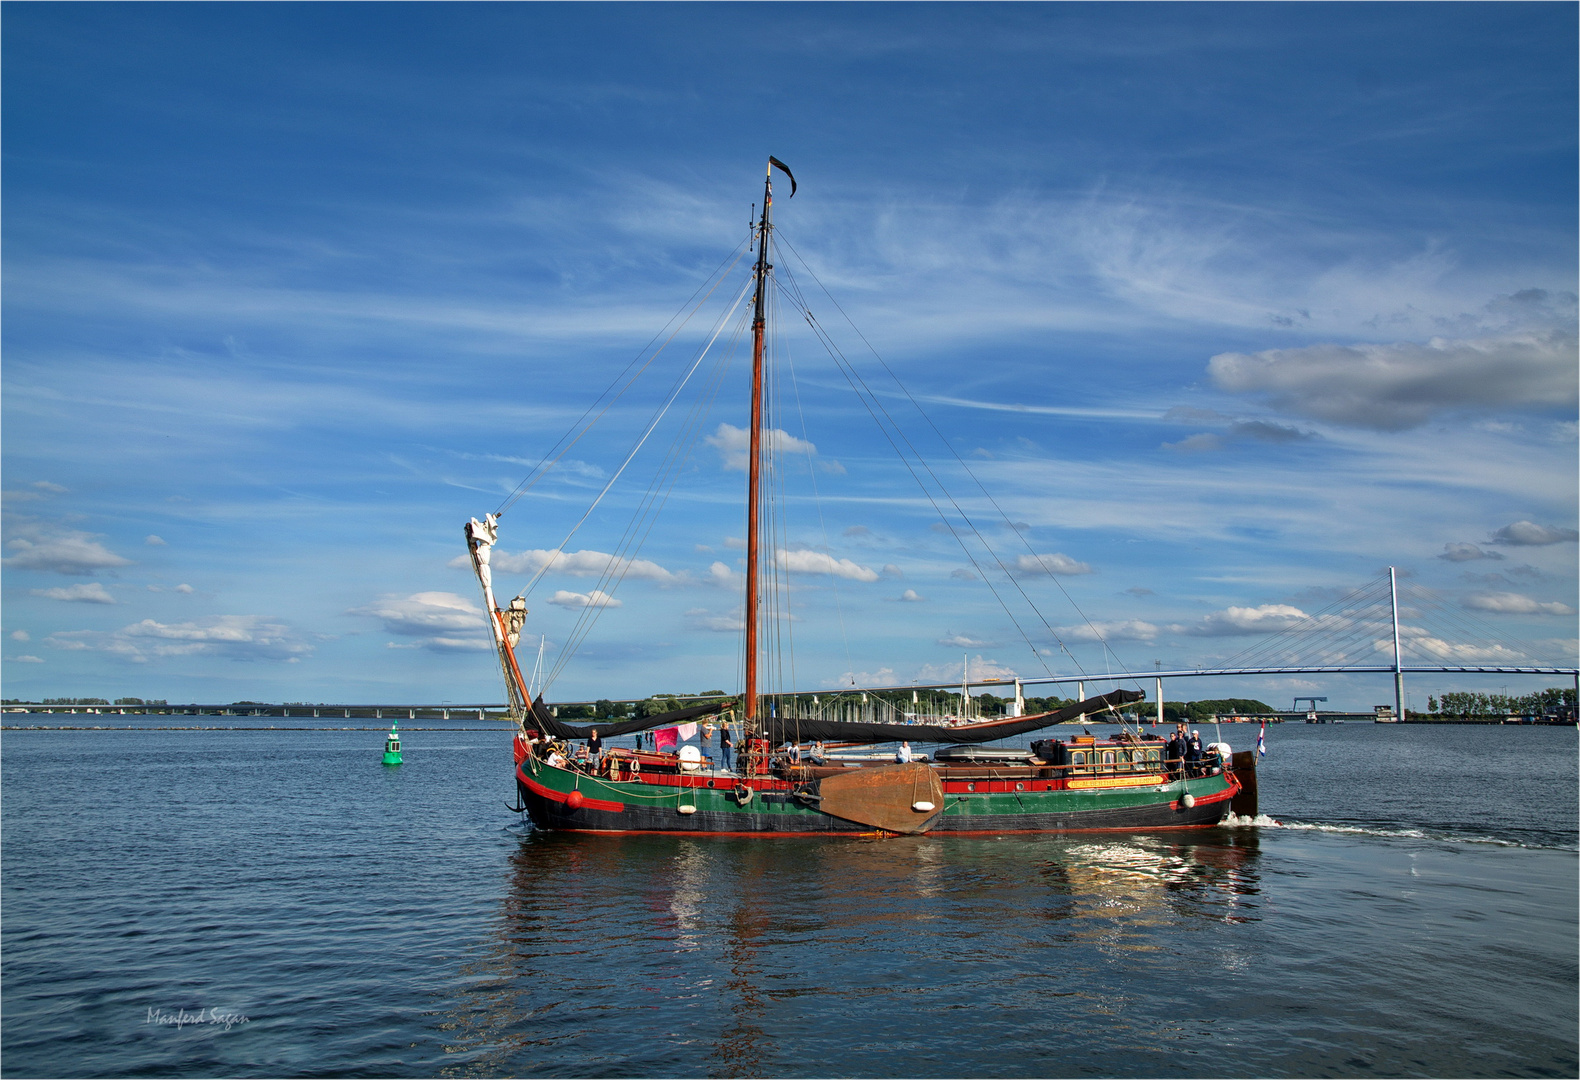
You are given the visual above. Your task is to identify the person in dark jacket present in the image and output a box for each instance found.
[1164,728,1184,780]
[719,725,734,773]
[1185,729,1203,777]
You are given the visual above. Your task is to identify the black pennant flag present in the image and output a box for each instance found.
[768,156,796,197]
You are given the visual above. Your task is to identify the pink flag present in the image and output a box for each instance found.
[654,727,679,752]
[676,722,698,742]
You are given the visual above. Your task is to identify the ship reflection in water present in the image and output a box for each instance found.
[438,830,1263,1077]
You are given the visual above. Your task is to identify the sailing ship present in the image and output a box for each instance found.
[467,159,1253,835]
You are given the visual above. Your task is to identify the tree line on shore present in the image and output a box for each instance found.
[1427,688,1574,718]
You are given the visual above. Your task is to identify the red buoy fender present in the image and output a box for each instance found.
[565,789,585,810]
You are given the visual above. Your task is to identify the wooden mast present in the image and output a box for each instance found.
[744,161,774,733]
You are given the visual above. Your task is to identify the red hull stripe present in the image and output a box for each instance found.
[518,768,625,813]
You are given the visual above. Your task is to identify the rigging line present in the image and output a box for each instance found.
[520,274,756,600]
[496,240,752,518]
[777,282,856,691]
[545,311,750,688]
[775,234,1120,681]
[772,261,1063,678]
[772,265,1054,679]
[1402,581,1560,662]
[797,306,1053,680]
[768,286,794,705]
[1214,574,1387,668]
[542,322,745,689]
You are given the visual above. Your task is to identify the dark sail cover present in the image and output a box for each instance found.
[758,687,1144,746]
[528,697,734,741]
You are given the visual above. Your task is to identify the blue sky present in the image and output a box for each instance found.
[4,3,1576,710]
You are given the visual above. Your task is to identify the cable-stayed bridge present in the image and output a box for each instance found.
[929,567,1578,719]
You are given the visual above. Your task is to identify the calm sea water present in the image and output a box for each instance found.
[2,719,1574,1078]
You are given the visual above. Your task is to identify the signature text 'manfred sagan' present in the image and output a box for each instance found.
[146,1007,250,1031]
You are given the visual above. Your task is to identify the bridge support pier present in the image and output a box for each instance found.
[1155,678,1163,728]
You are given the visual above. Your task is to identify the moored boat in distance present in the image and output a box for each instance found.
[466,159,1250,836]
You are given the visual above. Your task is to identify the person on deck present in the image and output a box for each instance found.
[1185,729,1203,777]
[808,740,827,765]
[587,729,602,761]
[1165,729,1184,780]
[719,726,734,773]
[897,741,913,763]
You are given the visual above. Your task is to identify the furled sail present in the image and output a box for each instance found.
[527,696,734,741]
[759,688,1144,746]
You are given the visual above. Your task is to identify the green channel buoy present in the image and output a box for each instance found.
[382,720,403,766]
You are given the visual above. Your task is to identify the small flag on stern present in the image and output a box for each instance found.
[1257,721,1267,757]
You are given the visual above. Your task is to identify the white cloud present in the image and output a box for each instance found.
[1172,604,1309,637]
[819,459,848,476]
[33,481,68,493]
[685,607,745,633]
[950,569,977,580]
[1056,619,1160,642]
[823,667,903,689]
[913,656,1020,684]
[897,589,926,602]
[174,584,194,594]
[938,633,996,648]
[708,561,741,586]
[1014,553,1093,576]
[1463,591,1577,616]
[775,549,879,582]
[10,655,43,663]
[1164,432,1224,453]
[1208,328,1579,431]
[1163,418,1314,453]
[47,616,313,663]
[706,423,817,471]
[3,526,133,575]
[145,535,167,546]
[31,583,116,604]
[11,630,30,641]
[481,547,676,582]
[882,564,903,578]
[1439,543,1503,562]
[548,589,621,609]
[1491,521,1579,546]
[350,591,491,651]
[1391,630,1525,664]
